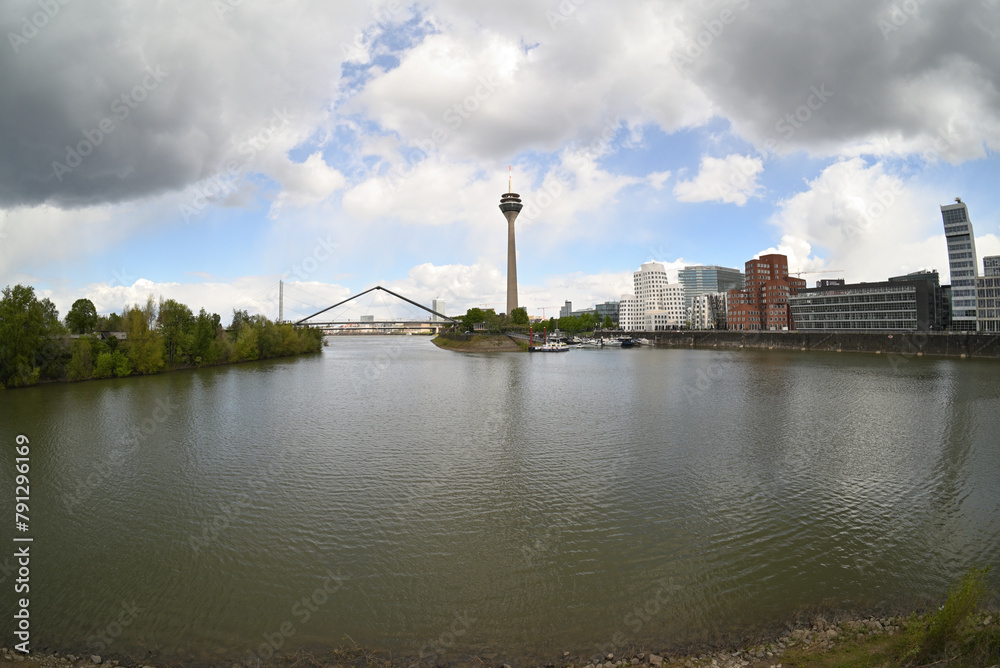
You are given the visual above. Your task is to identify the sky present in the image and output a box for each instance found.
[1,0,999,325]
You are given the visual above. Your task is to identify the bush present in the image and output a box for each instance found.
[902,566,991,664]
[66,338,94,381]
[112,350,132,377]
[94,352,115,379]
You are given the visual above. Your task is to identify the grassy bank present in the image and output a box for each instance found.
[432,333,527,352]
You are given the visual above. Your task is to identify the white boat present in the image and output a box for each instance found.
[529,341,570,353]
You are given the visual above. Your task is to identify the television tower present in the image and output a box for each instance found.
[499,166,523,315]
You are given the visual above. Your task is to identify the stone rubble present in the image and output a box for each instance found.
[0,613,995,668]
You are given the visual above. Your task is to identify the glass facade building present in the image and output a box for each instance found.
[678,265,744,312]
[941,199,979,331]
[789,280,933,331]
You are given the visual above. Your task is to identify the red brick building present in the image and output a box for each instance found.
[726,253,806,330]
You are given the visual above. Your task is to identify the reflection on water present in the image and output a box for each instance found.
[1,339,998,662]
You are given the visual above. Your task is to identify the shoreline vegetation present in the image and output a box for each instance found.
[0,284,323,390]
[432,333,527,352]
[3,570,996,668]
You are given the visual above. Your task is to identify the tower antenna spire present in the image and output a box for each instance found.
[508,165,512,193]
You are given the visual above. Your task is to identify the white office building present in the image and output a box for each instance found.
[620,261,686,331]
[431,299,446,322]
[977,255,1000,333]
[942,199,979,331]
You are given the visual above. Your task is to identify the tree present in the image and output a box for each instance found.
[65,298,98,334]
[233,326,259,361]
[122,303,164,375]
[603,315,613,329]
[192,309,221,364]
[460,308,487,331]
[96,312,123,332]
[510,307,529,325]
[231,308,250,331]
[158,298,193,366]
[0,284,66,388]
[66,337,95,381]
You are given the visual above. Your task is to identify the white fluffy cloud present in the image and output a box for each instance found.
[673,154,763,206]
[765,158,1000,283]
[268,153,348,218]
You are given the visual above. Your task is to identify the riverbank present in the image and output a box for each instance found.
[4,609,996,668]
[432,332,527,352]
[645,330,1000,359]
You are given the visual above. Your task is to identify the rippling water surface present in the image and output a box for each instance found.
[1,338,998,662]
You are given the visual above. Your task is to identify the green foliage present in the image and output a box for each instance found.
[233,325,260,361]
[555,312,599,334]
[603,315,614,328]
[231,308,250,330]
[461,307,487,331]
[158,298,194,366]
[94,350,132,379]
[113,350,132,377]
[189,309,220,364]
[96,312,123,332]
[902,566,991,664]
[0,284,66,388]
[66,337,95,381]
[510,306,529,325]
[93,352,114,379]
[65,298,98,334]
[2,284,322,387]
[123,305,164,375]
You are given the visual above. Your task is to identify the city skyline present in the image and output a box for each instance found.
[2,1,999,322]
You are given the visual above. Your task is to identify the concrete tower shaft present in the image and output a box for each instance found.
[499,191,523,315]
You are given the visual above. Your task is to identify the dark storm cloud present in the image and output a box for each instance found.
[0,0,369,208]
[679,0,1000,157]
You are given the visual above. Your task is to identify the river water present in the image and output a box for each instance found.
[1,337,998,664]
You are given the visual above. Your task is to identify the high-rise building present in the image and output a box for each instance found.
[976,274,1000,333]
[499,174,523,315]
[620,261,686,331]
[941,198,978,331]
[432,299,446,322]
[977,256,1000,332]
[726,253,806,330]
[678,265,744,312]
[559,301,573,318]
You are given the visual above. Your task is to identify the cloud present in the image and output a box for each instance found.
[0,1,373,207]
[763,157,1000,284]
[348,3,714,161]
[268,152,347,218]
[647,170,672,190]
[679,0,1000,160]
[673,154,763,205]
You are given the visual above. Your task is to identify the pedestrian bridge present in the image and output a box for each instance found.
[293,286,457,333]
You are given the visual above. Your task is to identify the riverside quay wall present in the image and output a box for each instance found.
[643,330,1000,359]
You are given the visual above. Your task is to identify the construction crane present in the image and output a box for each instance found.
[537,306,559,319]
